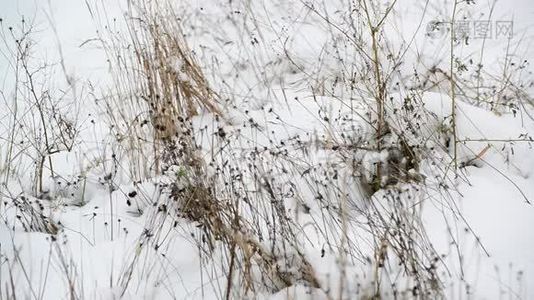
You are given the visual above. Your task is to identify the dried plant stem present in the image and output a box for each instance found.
[450,0,459,173]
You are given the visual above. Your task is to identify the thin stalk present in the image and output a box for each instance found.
[450,0,459,173]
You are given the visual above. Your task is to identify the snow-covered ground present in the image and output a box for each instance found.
[1,0,533,299]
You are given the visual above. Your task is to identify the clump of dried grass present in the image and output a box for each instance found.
[129,1,222,122]
[96,1,323,297]
[5,195,59,234]
[93,0,222,180]
[165,163,322,295]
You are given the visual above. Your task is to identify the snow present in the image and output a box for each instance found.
[1,0,534,299]
[418,92,534,299]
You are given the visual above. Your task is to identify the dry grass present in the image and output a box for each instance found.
[0,0,532,299]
